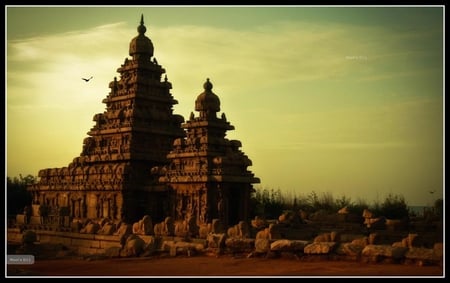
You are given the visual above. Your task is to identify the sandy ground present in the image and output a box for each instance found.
[6,254,444,277]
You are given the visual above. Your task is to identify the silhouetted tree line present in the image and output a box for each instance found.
[6,174,34,215]
[250,187,443,221]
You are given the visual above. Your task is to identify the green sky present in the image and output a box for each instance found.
[6,6,444,206]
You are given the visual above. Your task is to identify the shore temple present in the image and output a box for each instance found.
[27,15,260,228]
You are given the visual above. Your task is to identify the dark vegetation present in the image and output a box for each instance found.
[6,174,35,215]
[250,187,443,221]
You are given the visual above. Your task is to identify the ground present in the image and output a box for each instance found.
[7,254,443,277]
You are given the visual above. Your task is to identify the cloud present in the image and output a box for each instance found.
[154,22,366,86]
[8,22,129,61]
[272,141,414,151]
[7,19,441,107]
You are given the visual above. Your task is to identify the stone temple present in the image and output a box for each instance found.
[26,15,260,228]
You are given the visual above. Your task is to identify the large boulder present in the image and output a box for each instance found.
[227,221,249,239]
[123,234,146,257]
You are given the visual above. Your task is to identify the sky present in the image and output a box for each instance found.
[5,5,444,206]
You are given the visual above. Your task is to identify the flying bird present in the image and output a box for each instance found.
[82,76,93,82]
[429,190,436,194]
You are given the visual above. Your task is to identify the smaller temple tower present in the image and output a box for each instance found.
[157,79,260,227]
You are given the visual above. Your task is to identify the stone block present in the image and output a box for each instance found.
[29,216,42,225]
[16,214,26,224]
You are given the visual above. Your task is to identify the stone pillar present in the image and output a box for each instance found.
[106,198,111,218]
[75,199,80,218]
[96,194,101,218]
[81,195,87,218]
[71,199,76,218]
[40,193,45,206]
[111,195,117,220]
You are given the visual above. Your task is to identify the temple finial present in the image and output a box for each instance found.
[203,78,213,92]
[137,14,146,35]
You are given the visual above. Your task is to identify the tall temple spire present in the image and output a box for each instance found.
[29,15,184,224]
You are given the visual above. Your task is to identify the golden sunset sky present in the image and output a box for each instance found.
[6,5,444,206]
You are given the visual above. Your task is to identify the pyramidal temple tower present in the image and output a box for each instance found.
[156,79,260,227]
[27,15,259,228]
[28,15,185,223]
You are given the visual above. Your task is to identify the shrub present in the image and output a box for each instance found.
[434,198,443,220]
[250,187,284,219]
[6,174,34,215]
[379,193,409,219]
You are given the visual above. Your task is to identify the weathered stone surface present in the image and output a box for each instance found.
[123,234,146,257]
[198,224,209,239]
[79,221,100,234]
[16,214,26,225]
[404,247,436,261]
[132,215,153,235]
[335,243,364,257]
[254,238,270,253]
[98,222,117,235]
[206,233,226,249]
[304,242,337,254]
[154,217,175,237]
[115,223,132,247]
[174,216,199,238]
[313,231,340,243]
[71,220,83,233]
[340,234,364,243]
[270,239,292,251]
[225,238,254,253]
[361,244,408,259]
[251,216,267,230]
[227,221,250,239]
[256,228,270,240]
[29,216,42,225]
[161,240,205,256]
[104,246,121,258]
